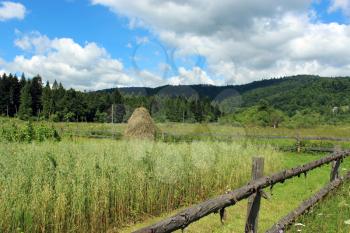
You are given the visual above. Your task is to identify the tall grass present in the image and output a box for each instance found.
[288,182,350,233]
[0,139,280,232]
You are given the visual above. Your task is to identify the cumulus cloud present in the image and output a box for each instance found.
[168,67,215,85]
[3,1,350,88]
[3,32,138,90]
[0,1,26,21]
[91,0,310,36]
[14,31,52,54]
[91,0,350,84]
[329,0,350,16]
[3,32,216,89]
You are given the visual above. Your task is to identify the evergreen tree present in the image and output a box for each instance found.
[42,81,53,119]
[30,75,43,116]
[111,88,123,104]
[20,73,26,89]
[0,73,8,116]
[52,80,59,90]
[18,81,33,120]
[110,88,124,123]
[8,74,20,116]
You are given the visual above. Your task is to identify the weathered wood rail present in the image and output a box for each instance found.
[134,149,350,233]
[68,129,350,144]
[162,132,350,142]
[266,171,350,233]
[161,132,350,153]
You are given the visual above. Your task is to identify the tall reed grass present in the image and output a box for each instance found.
[0,139,281,232]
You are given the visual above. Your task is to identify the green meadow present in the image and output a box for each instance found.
[1,118,350,232]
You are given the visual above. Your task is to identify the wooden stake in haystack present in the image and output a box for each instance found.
[124,107,158,140]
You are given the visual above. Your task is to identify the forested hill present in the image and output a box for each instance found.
[101,76,288,99]
[102,75,350,111]
[240,75,350,115]
[1,73,350,125]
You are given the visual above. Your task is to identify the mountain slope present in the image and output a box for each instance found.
[100,75,350,116]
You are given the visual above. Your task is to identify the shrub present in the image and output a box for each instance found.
[0,121,60,143]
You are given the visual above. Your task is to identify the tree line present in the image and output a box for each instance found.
[3,73,349,127]
[0,73,221,123]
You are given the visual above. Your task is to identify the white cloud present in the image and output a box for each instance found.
[0,1,26,21]
[168,67,215,85]
[3,1,350,89]
[14,31,52,54]
[131,66,214,86]
[91,0,310,36]
[3,32,140,90]
[135,36,149,45]
[329,0,350,16]
[4,32,206,89]
[91,0,350,85]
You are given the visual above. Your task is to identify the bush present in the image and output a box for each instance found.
[49,113,61,122]
[0,121,60,143]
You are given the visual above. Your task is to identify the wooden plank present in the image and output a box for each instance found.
[265,171,350,233]
[245,157,264,233]
[133,150,350,233]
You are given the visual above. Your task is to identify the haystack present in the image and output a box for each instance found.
[124,107,158,140]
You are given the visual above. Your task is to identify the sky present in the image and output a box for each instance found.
[0,0,350,90]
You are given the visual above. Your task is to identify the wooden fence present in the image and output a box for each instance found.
[134,149,350,233]
[64,130,350,152]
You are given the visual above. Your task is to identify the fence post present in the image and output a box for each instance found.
[296,134,301,153]
[330,145,341,181]
[245,157,264,233]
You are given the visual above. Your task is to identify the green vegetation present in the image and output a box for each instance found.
[288,182,350,233]
[0,73,220,123]
[2,74,350,126]
[1,117,350,232]
[0,119,60,143]
[121,152,350,233]
[0,138,280,232]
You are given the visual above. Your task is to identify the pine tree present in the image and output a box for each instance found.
[42,81,53,119]
[20,73,26,89]
[52,80,59,90]
[110,88,124,123]
[111,88,123,104]
[30,75,43,116]
[18,81,33,120]
[0,73,8,116]
[8,74,20,116]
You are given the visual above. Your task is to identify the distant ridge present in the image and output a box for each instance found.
[99,75,321,99]
[99,74,350,115]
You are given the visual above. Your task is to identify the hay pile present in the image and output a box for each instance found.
[124,107,158,140]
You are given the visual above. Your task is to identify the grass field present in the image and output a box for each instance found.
[4,117,350,139]
[288,182,350,233]
[1,117,350,232]
[0,138,280,233]
[121,152,350,233]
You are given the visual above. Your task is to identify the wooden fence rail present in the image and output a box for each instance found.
[65,129,350,143]
[134,150,350,233]
[266,171,350,233]
[161,132,350,142]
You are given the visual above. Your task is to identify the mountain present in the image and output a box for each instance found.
[100,75,290,98]
[240,75,350,115]
[100,74,350,117]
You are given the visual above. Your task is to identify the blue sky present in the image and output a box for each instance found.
[0,0,350,89]
[1,1,146,67]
